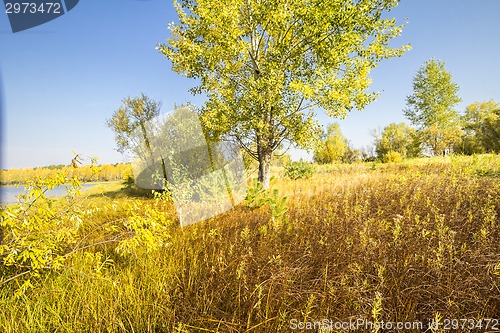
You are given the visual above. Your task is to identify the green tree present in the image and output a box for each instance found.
[404,59,462,156]
[342,143,362,164]
[457,100,500,154]
[375,122,420,159]
[160,0,410,188]
[106,94,162,154]
[106,94,168,187]
[313,123,347,164]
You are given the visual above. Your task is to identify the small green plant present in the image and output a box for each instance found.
[152,189,172,202]
[267,188,289,230]
[284,160,315,179]
[245,179,268,208]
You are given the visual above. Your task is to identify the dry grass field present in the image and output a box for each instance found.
[1,154,499,332]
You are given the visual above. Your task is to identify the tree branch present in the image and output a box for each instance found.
[233,135,258,159]
[0,270,31,286]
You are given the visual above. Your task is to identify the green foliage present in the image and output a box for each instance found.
[245,180,289,233]
[313,123,348,164]
[267,188,288,222]
[0,172,83,293]
[245,179,268,208]
[284,160,315,180]
[457,100,500,154]
[375,122,420,159]
[0,170,175,296]
[450,153,500,178]
[122,165,135,187]
[109,102,219,195]
[342,144,362,164]
[273,149,292,167]
[106,94,162,154]
[160,0,410,187]
[404,59,462,156]
[152,189,172,202]
[266,188,289,233]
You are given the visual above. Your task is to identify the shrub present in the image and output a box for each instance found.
[382,150,403,163]
[0,170,174,296]
[284,160,315,179]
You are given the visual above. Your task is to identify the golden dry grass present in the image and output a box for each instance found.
[1,155,499,332]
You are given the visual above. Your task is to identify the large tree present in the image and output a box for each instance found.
[404,59,462,156]
[160,0,409,188]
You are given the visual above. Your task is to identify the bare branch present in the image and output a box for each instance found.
[0,270,31,286]
[233,135,258,159]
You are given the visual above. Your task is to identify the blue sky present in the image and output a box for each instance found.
[0,0,499,169]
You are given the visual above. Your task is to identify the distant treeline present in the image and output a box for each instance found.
[0,163,132,185]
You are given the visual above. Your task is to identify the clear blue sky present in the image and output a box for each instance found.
[1,0,499,169]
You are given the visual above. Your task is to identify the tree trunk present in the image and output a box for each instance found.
[258,149,272,189]
[160,156,169,189]
[140,122,169,189]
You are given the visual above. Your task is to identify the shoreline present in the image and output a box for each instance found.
[0,181,123,206]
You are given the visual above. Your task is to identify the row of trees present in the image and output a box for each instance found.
[108,60,497,172]
[458,100,500,154]
[0,163,131,185]
[106,2,496,181]
[404,59,499,157]
[315,98,499,164]
[313,59,499,164]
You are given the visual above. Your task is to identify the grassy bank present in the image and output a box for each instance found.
[1,155,499,332]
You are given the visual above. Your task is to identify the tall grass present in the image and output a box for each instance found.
[1,155,499,332]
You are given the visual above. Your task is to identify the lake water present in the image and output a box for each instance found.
[0,184,97,205]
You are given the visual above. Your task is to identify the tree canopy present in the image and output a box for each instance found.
[404,59,462,156]
[106,94,170,188]
[457,100,500,154]
[375,122,420,159]
[313,123,348,164]
[106,94,162,156]
[159,0,410,187]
